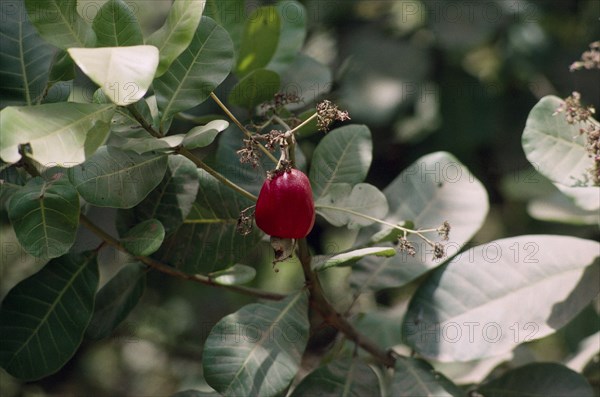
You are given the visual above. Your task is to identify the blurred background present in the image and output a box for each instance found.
[1,0,599,395]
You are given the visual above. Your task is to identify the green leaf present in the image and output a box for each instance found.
[158,169,261,274]
[92,0,143,47]
[350,152,489,291]
[86,262,146,340]
[182,120,229,149]
[24,0,95,48]
[313,247,396,272]
[527,190,600,225]
[121,219,165,256]
[7,176,79,259]
[130,155,200,235]
[279,55,332,110]
[477,363,594,397]
[0,1,54,107]
[0,103,114,166]
[204,0,244,55]
[112,133,185,154]
[0,251,99,380]
[403,235,600,361]
[154,16,234,130]
[236,6,280,77]
[146,0,205,77]
[391,357,464,397]
[522,95,599,210]
[208,264,256,285]
[309,125,373,199]
[68,146,168,208]
[266,1,307,73]
[172,391,218,397]
[68,46,158,106]
[228,69,280,109]
[315,183,388,229]
[203,291,309,397]
[47,50,75,85]
[290,358,380,397]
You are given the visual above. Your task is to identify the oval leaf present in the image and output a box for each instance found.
[208,264,256,285]
[130,155,200,235]
[391,357,464,397]
[68,146,168,208]
[24,0,95,48]
[0,103,114,166]
[290,358,380,397]
[68,46,158,106]
[313,247,396,272]
[203,291,309,397]
[8,176,79,259]
[121,219,165,256]
[0,251,99,380]
[92,0,143,47]
[0,1,54,106]
[236,6,280,77]
[228,69,280,109]
[159,169,261,274]
[403,235,600,361]
[316,183,388,229]
[350,151,489,291]
[154,16,234,130]
[477,363,594,397]
[267,1,307,73]
[86,262,146,340]
[522,95,599,210]
[182,120,229,149]
[146,0,205,77]
[309,125,373,199]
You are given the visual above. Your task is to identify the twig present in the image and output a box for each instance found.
[79,214,284,301]
[210,92,278,163]
[297,239,395,367]
[177,146,257,202]
[127,104,162,138]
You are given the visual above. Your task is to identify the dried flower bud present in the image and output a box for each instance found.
[437,221,451,241]
[433,243,445,260]
[316,100,351,132]
[569,41,600,71]
[397,236,416,257]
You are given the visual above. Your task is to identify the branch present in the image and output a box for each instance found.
[79,214,285,301]
[177,146,258,202]
[297,238,395,367]
[126,104,162,138]
[210,92,278,163]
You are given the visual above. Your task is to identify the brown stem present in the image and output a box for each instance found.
[296,239,395,367]
[79,214,285,301]
[177,146,257,202]
[127,105,162,138]
[209,92,278,163]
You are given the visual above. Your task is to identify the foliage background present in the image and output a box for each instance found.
[0,0,598,395]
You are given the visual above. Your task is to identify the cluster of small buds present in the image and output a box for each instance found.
[569,41,600,71]
[437,221,451,241]
[395,221,451,260]
[396,236,417,257]
[261,92,301,112]
[316,100,351,132]
[236,206,255,236]
[554,92,600,186]
[554,92,595,125]
[264,129,287,152]
[237,137,261,168]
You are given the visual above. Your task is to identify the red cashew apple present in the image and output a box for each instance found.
[255,169,315,239]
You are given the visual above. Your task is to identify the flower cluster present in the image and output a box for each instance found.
[316,100,351,131]
[554,92,600,185]
[569,41,600,71]
[395,221,451,260]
